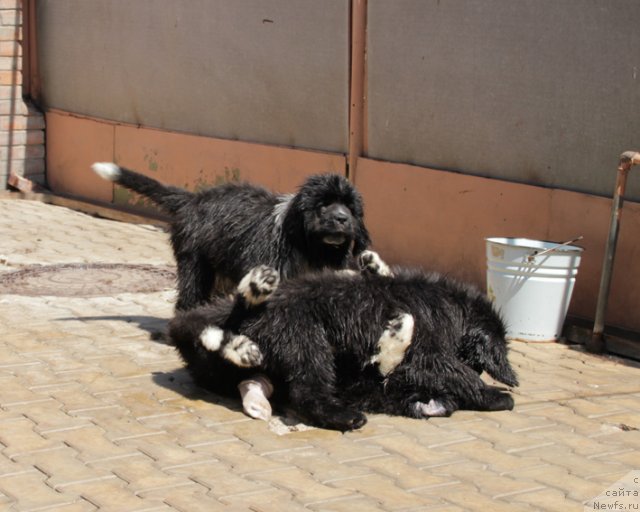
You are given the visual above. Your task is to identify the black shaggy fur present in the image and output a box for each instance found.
[91,164,370,311]
[169,267,519,431]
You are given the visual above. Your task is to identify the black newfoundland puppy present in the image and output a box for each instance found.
[169,262,519,431]
[91,163,370,311]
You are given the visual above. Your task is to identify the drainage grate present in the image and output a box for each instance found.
[0,263,176,297]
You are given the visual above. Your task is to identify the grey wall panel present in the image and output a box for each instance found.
[367,0,640,199]
[36,0,349,153]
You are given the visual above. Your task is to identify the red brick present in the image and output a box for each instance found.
[0,98,28,114]
[0,113,45,130]
[0,41,20,57]
[0,56,19,70]
[0,10,20,26]
[0,143,45,160]
[0,26,20,41]
[0,1,21,10]
[0,69,21,85]
[0,156,45,175]
[0,128,44,145]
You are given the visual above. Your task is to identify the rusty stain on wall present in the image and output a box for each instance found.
[143,149,159,172]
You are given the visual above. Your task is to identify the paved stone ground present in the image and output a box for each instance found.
[0,197,639,511]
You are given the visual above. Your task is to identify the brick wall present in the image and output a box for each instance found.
[0,0,44,190]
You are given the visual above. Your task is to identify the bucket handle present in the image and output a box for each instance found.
[527,236,583,262]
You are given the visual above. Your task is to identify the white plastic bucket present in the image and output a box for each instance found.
[485,237,583,342]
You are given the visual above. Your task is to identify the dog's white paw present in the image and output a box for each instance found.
[238,375,274,421]
[238,265,280,306]
[358,250,393,277]
[370,312,414,376]
[199,325,224,352]
[415,399,448,417]
[222,335,263,367]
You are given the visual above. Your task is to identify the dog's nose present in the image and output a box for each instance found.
[328,204,351,225]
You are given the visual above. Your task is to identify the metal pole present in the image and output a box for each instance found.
[347,0,367,182]
[588,151,640,353]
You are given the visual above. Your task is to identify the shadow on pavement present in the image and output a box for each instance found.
[56,314,170,343]
[152,367,247,415]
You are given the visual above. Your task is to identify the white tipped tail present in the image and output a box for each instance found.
[91,162,121,182]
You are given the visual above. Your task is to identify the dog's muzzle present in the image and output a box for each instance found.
[323,234,347,246]
[312,203,354,247]
[320,204,354,246]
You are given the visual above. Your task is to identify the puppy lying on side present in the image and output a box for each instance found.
[173,250,394,422]
[169,263,519,431]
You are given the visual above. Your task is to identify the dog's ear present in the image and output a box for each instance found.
[352,221,371,255]
[280,195,306,242]
[349,192,371,255]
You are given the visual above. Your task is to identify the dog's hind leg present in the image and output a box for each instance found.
[481,338,519,387]
[411,356,514,414]
[343,376,456,419]
[471,386,515,412]
[186,314,271,420]
[227,266,280,420]
[175,253,215,311]
[413,399,449,417]
[221,334,264,367]
[383,351,497,417]
[458,328,519,387]
[194,324,264,368]
[238,374,274,421]
[169,303,259,397]
[170,304,272,420]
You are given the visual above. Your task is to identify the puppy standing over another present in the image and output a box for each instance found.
[91,163,370,311]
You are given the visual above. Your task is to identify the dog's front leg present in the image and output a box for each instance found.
[237,265,280,306]
[358,250,393,277]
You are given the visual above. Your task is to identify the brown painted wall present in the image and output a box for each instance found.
[46,110,346,203]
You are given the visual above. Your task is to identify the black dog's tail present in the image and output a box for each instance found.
[484,339,519,387]
[91,162,191,215]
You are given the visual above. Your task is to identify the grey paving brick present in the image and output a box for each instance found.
[1,198,640,511]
